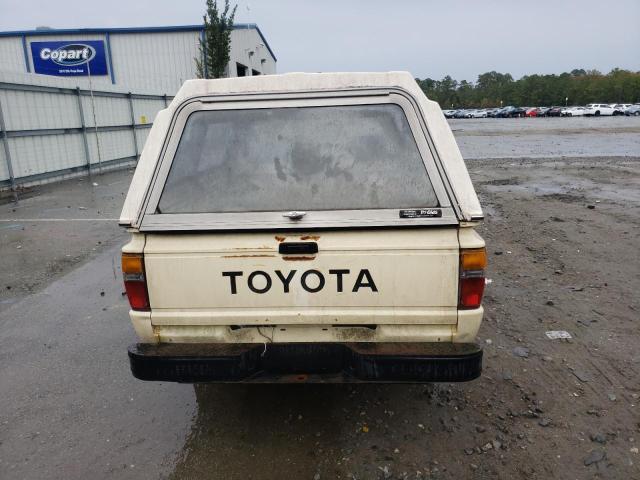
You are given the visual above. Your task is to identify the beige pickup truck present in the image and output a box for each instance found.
[119,72,486,383]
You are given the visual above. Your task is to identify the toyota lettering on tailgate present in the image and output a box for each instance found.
[222,269,378,294]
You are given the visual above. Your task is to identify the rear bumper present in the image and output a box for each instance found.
[128,342,482,383]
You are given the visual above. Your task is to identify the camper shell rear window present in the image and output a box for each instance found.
[159,104,438,214]
[141,92,457,231]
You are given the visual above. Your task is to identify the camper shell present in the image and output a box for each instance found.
[120,72,487,383]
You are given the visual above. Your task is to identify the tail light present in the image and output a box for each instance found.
[122,253,150,311]
[459,248,487,309]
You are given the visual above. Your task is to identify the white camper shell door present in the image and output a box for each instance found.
[139,91,458,231]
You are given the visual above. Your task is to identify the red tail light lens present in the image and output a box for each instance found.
[459,276,485,309]
[124,280,150,310]
[459,248,486,309]
[122,253,150,311]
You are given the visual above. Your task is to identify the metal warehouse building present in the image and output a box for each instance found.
[0,24,277,94]
[0,24,277,190]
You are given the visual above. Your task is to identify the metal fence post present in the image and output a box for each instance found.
[127,92,139,161]
[163,94,168,108]
[0,83,168,189]
[75,87,92,177]
[0,95,18,201]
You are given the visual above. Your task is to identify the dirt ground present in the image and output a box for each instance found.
[0,121,639,479]
[451,116,640,159]
[166,156,640,480]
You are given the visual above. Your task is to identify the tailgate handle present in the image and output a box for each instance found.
[278,242,318,255]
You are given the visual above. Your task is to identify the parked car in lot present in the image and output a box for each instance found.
[536,107,551,117]
[468,109,488,118]
[612,104,632,115]
[494,106,514,118]
[442,109,456,119]
[498,106,526,118]
[547,106,564,117]
[561,106,587,117]
[525,107,539,117]
[584,103,615,116]
[624,105,640,116]
[454,109,468,119]
[120,72,487,384]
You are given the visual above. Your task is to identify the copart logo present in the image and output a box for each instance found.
[39,44,95,66]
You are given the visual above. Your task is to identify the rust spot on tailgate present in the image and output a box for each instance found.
[300,235,320,241]
[275,236,286,242]
[282,256,316,261]
[334,327,376,342]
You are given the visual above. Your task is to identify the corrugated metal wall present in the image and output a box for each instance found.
[0,37,25,74]
[110,31,201,94]
[0,71,170,189]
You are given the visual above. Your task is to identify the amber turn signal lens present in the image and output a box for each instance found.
[461,248,487,271]
[122,253,144,275]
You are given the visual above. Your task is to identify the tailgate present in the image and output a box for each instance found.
[144,228,459,326]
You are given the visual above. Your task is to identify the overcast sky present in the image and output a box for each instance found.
[1,0,638,81]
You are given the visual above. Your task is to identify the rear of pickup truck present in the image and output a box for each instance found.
[119,72,486,383]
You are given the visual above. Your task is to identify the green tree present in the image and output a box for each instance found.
[435,75,459,107]
[196,0,237,79]
[416,77,436,93]
[457,80,475,106]
[476,71,514,105]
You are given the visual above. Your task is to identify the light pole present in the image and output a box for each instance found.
[565,96,568,107]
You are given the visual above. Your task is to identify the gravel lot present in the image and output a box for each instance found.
[0,117,639,479]
[452,116,640,159]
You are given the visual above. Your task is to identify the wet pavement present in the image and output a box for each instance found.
[0,245,195,479]
[0,169,133,312]
[1,119,640,479]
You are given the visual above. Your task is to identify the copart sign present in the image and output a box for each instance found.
[30,40,108,76]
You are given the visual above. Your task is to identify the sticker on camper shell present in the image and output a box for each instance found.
[399,208,442,218]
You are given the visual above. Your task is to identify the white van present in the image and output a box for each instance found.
[119,72,487,383]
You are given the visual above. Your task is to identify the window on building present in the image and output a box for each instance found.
[236,63,248,77]
[252,69,261,76]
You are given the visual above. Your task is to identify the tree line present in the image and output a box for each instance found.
[416,69,640,108]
